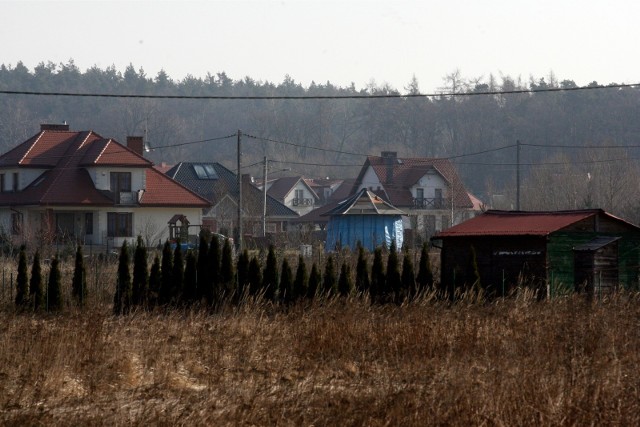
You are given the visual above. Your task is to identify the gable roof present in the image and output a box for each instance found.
[0,127,209,208]
[267,176,319,201]
[353,155,473,208]
[434,209,640,238]
[323,188,405,216]
[166,162,298,218]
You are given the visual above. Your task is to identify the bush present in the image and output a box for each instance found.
[72,246,88,307]
[47,257,63,312]
[113,241,132,315]
[30,250,44,311]
[15,245,29,308]
[131,236,148,307]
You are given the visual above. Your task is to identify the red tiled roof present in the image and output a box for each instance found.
[434,210,614,237]
[140,168,210,207]
[0,128,209,208]
[354,156,473,208]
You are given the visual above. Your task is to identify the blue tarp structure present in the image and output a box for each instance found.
[324,189,405,252]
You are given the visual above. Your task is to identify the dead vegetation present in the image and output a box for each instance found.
[1,291,639,425]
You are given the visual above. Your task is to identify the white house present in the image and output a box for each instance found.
[263,176,320,216]
[0,123,210,249]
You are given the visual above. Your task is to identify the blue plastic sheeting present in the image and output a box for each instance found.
[325,215,404,252]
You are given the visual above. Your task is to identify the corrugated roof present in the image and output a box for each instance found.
[573,236,621,251]
[434,209,625,237]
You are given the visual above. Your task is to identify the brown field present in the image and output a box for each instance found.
[1,289,640,426]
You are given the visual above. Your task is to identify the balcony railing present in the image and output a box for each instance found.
[293,198,313,207]
[116,191,137,205]
[412,197,449,210]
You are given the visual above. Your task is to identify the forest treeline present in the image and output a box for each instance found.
[2,61,640,222]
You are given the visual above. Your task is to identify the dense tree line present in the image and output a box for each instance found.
[2,61,640,221]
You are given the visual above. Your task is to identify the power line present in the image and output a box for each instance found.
[0,82,637,100]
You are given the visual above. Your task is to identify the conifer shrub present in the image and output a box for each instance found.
[307,262,321,300]
[401,247,416,302]
[113,241,132,315]
[416,242,434,295]
[386,240,401,304]
[148,255,161,309]
[355,244,370,294]
[322,254,337,297]
[236,249,250,302]
[30,250,44,312]
[196,231,209,301]
[183,249,198,305]
[159,240,173,305]
[131,236,148,307]
[338,261,353,297]
[248,256,262,297]
[220,238,235,300]
[171,241,184,304]
[370,247,386,304]
[262,245,279,301]
[279,258,294,304]
[15,245,29,309]
[293,255,308,301]
[47,257,63,312]
[72,245,88,308]
[207,234,221,306]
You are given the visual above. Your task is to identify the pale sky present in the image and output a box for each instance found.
[1,0,639,92]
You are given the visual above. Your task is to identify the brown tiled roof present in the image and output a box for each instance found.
[434,209,640,237]
[0,128,209,208]
[353,156,473,209]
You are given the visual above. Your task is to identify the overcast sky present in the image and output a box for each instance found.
[2,0,638,92]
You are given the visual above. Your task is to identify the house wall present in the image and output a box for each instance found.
[283,181,315,215]
[0,168,47,191]
[410,173,448,199]
[86,167,146,192]
[357,166,382,193]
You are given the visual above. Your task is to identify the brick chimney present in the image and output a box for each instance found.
[381,151,397,184]
[127,136,144,157]
[41,123,70,131]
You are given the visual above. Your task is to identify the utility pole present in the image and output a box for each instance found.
[237,130,243,251]
[263,156,268,237]
[516,139,521,211]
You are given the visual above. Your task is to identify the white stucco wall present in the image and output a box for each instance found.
[357,166,382,192]
[0,168,47,191]
[410,172,448,199]
[284,181,315,215]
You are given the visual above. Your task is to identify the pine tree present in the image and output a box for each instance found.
[279,258,294,304]
[236,249,250,302]
[247,256,262,297]
[386,240,401,304]
[148,255,161,309]
[370,247,386,304]
[171,241,184,304]
[322,254,337,297]
[416,242,434,295]
[401,247,416,302]
[183,249,198,305]
[47,257,63,312]
[159,240,173,305]
[293,255,308,301]
[262,245,278,301]
[355,245,370,294]
[338,261,353,297]
[220,238,235,301]
[207,234,221,306]
[307,263,321,300]
[72,245,88,307]
[31,250,45,312]
[196,231,209,301]
[114,241,132,315]
[131,236,148,307]
[15,245,29,308]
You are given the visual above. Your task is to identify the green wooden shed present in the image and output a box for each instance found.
[432,209,640,298]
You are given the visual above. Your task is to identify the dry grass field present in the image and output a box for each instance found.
[1,290,640,426]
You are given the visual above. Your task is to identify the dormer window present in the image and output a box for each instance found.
[110,172,132,204]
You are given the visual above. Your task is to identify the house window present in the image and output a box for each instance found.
[110,172,132,204]
[294,189,304,206]
[107,212,133,237]
[0,174,4,192]
[12,172,18,192]
[434,188,443,208]
[85,213,94,235]
[266,223,277,233]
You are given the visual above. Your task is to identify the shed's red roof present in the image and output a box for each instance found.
[434,209,632,237]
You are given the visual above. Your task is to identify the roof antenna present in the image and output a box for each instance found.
[143,117,153,152]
